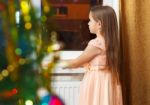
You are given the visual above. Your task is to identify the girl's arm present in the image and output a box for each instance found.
[61,45,101,69]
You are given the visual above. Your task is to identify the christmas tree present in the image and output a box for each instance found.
[0,0,64,105]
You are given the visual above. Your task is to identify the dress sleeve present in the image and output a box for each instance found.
[88,39,105,50]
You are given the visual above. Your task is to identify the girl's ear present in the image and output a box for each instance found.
[98,20,102,28]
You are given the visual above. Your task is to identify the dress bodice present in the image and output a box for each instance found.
[84,37,107,70]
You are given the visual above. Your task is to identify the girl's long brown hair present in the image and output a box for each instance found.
[90,5,120,83]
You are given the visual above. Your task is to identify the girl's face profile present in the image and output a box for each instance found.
[88,12,99,34]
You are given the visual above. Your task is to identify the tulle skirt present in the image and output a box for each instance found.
[77,69,123,105]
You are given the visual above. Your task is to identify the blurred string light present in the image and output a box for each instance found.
[0,88,18,98]
[20,0,32,30]
[0,58,26,81]
[41,15,47,22]
[25,100,33,105]
[25,22,32,29]
[42,0,50,13]
[15,11,20,24]
[15,48,22,55]
[20,1,30,15]
[1,69,9,77]
[24,15,31,22]
[41,0,50,24]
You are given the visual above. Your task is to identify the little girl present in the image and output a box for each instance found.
[61,5,123,105]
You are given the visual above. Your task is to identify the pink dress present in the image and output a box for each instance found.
[78,37,123,105]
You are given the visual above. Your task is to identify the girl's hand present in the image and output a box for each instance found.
[57,60,70,69]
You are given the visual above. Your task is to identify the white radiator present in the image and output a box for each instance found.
[51,81,81,105]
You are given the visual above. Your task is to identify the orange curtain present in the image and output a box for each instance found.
[120,0,150,105]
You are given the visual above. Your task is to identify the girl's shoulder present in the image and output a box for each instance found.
[88,37,105,50]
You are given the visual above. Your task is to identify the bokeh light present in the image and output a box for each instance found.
[1,69,9,77]
[19,58,26,65]
[25,100,33,105]
[44,6,50,13]
[21,1,30,15]
[7,65,15,72]
[24,15,31,22]
[12,88,18,94]
[15,48,22,55]
[25,22,32,29]
[41,16,47,22]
